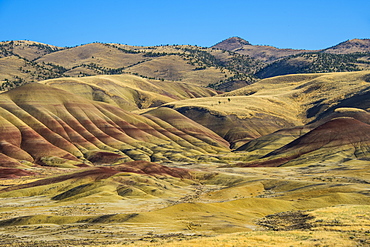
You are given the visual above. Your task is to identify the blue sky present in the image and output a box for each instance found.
[0,0,369,49]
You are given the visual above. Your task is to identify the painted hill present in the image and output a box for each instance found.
[0,71,365,167]
[165,71,370,152]
[1,70,370,246]
[220,71,370,166]
[0,83,229,169]
[236,117,370,167]
[40,74,218,111]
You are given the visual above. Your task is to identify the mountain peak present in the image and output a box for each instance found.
[212,37,251,50]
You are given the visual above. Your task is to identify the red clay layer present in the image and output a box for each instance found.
[0,168,35,179]
[114,160,192,179]
[0,83,227,168]
[0,161,191,193]
[237,118,370,167]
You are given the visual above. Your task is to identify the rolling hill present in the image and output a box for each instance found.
[2,38,370,93]
[0,40,262,92]
[163,71,370,155]
[0,38,370,246]
[213,37,370,79]
[212,36,312,63]
[0,71,369,169]
[255,52,370,78]
[0,82,229,170]
[40,74,218,111]
[322,38,370,54]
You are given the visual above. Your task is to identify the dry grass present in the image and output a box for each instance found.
[41,74,217,111]
[0,41,240,89]
[0,159,369,246]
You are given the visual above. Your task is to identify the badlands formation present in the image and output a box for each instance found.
[0,38,369,246]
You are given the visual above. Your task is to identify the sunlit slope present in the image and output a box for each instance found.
[0,40,61,61]
[163,71,370,150]
[227,71,370,120]
[0,83,228,168]
[33,42,255,88]
[222,71,370,166]
[40,74,217,111]
[36,43,144,73]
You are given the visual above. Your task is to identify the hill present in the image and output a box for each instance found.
[213,37,370,79]
[255,52,370,78]
[163,71,370,152]
[40,74,218,111]
[0,70,369,171]
[0,71,370,246]
[322,38,370,54]
[212,37,311,63]
[212,37,370,63]
[0,83,229,169]
[3,37,370,93]
[211,36,251,50]
[0,71,369,168]
[0,41,262,92]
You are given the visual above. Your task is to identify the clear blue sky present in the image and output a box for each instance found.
[0,0,369,50]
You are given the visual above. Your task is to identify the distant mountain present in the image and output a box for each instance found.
[212,37,251,50]
[212,37,370,79]
[212,37,313,63]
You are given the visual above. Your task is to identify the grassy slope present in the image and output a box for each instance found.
[163,71,370,149]
[40,74,218,111]
[0,41,259,91]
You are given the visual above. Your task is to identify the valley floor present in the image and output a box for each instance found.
[0,161,369,246]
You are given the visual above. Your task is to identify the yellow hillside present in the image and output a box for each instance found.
[40,74,217,111]
[163,71,370,148]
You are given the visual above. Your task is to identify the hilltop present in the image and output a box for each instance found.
[212,37,370,62]
[0,40,262,92]
[1,37,370,93]
[323,38,370,54]
[40,74,217,111]
[212,37,311,63]
[213,37,370,79]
